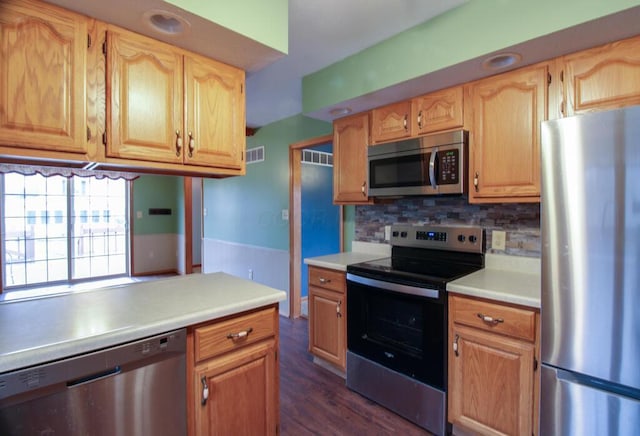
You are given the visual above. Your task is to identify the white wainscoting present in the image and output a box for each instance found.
[132,233,179,275]
[203,238,289,317]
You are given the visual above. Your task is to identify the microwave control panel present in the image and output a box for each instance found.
[437,149,459,185]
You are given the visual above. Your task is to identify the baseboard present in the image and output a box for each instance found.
[132,269,178,277]
[312,356,346,379]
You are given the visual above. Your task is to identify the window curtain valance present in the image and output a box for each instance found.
[0,163,139,181]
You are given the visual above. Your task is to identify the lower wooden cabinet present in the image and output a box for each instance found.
[188,305,279,436]
[448,294,540,436]
[308,266,346,370]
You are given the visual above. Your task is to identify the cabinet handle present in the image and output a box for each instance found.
[361,181,367,196]
[227,327,254,340]
[453,334,459,357]
[319,277,331,284]
[403,114,408,131]
[200,376,209,406]
[337,300,342,318]
[188,131,195,157]
[477,313,504,325]
[473,172,479,192]
[417,110,423,130]
[175,130,183,157]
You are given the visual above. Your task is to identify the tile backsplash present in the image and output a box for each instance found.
[355,197,541,257]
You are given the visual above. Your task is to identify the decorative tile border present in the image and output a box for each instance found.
[355,197,540,257]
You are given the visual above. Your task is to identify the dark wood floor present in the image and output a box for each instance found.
[279,316,430,435]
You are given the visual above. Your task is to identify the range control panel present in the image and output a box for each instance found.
[390,224,484,254]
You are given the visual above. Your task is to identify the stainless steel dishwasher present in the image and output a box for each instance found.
[0,328,186,436]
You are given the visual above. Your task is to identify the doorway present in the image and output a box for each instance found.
[289,134,341,318]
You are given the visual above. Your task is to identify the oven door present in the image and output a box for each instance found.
[346,273,447,390]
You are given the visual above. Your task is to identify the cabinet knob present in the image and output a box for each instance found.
[188,131,195,158]
[175,130,183,157]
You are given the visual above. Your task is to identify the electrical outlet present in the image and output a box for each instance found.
[282,209,289,221]
[248,269,254,280]
[492,230,506,251]
[136,210,143,219]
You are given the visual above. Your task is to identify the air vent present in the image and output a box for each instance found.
[246,146,265,164]
[302,150,333,167]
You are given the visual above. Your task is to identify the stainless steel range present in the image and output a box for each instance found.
[346,224,484,436]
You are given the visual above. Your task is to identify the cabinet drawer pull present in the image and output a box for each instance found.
[403,114,408,131]
[175,130,183,157]
[188,131,195,157]
[318,277,331,284]
[361,181,367,196]
[417,110,423,129]
[477,313,504,325]
[200,376,209,406]
[226,327,254,340]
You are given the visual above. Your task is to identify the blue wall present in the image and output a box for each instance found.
[300,143,339,298]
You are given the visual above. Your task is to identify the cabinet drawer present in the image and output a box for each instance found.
[308,267,345,293]
[450,295,536,342]
[195,307,276,363]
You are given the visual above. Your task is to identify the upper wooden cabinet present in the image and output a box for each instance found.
[411,86,463,135]
[370,86,463,144]
[107,28,183,164]
[562,35,640,116]
[465,63,548,203]
[333,113,373,204]
[0,0,89,156]
[106,26,245,172]
[370,100,412,143]
[184,53,245,170]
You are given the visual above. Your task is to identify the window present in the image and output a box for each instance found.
[1,173,129,290]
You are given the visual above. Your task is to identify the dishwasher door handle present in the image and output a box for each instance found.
[67,366,122,388]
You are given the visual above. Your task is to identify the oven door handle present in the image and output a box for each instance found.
[347,273,440,299]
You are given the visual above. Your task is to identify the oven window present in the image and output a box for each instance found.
[369,153,430,189]
[347,279,446,389]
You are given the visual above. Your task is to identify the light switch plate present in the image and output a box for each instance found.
[492,230,506,251]
[282,209,289,221]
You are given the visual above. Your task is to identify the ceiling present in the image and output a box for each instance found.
[45,0,466,128]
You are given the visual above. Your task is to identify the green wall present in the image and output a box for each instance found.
[203,114,331,251]
[132,175,182,235]
[166,0,288,54]
[303,0,640,112]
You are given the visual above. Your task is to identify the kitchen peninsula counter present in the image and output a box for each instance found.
[0,273,286,373]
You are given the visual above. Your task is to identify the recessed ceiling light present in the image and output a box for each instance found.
[142,10,190,36]
[482,52,522,70]
[329,107,352,117]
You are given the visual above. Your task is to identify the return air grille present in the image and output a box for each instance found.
[246,146,265,164]
[302,150,333,167]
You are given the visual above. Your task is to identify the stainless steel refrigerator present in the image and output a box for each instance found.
[541,105,640,435]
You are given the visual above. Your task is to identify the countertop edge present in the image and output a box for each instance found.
[0,290,286,374]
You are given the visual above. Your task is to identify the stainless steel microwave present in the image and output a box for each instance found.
[367,129,468,197]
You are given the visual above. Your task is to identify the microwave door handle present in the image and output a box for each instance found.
[429,148,437,189]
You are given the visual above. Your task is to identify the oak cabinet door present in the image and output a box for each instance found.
[412,86,463,135]
[308,285,346,369]
[195,340,278,436]
[184,54,245,170]
[0,0,87,153]
[449,324,535,436]
[107,27,183,163]
[333,113,372,204]
[371,100,412,143]
[467,63,547,203]
[563,35,640,116]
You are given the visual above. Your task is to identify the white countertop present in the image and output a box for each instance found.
[303,241,390,271]
[447,254,541,308]
[0,273,286,373]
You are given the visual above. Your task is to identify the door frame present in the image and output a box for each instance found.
[289,133,342,319]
